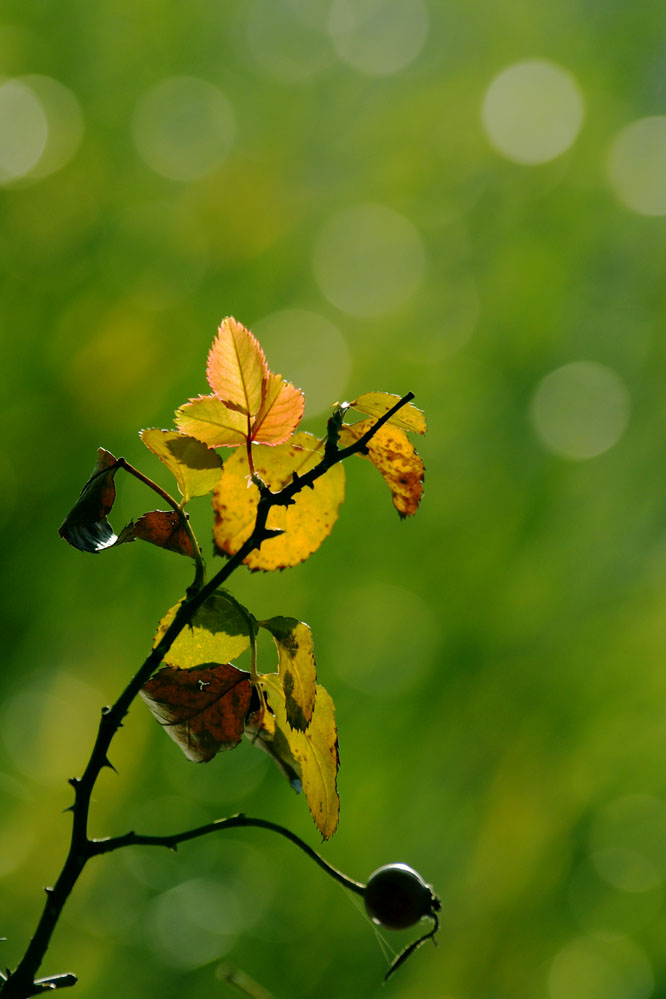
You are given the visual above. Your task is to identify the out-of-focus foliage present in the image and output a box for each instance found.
[2,0,666,996]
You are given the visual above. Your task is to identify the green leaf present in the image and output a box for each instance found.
[349,392,427,435]
[141,662,252,762]
[59,448,128,552]
[154,592,252,668]
[259,617,317,730]
[259,674,340,840]
[139,428,223,502]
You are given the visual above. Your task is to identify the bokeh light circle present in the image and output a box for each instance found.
[482,59,585,164]
[244,0,334,82]
[529,361,630,460]
[607,117,666,216]
[328,0,429,76]
[549,937,653,999]
[132,76,235,181]
[313,203,426,316]
[252,308,350,418]
[0,78,48,183]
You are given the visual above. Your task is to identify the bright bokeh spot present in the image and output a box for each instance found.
[328,0,429,76]
[252,308,350,418]
[144,878,241,968]
[132,76,235,181]
[529,361,630,460]
[327,583,437,696]
[607,117,666,216]
[0,78,48,183]
[548,938,653,999]
[482,59,585,164]
[591,848,662,894]
[313,203,426,316]
[244,0,334,81]
[20,75,84,180]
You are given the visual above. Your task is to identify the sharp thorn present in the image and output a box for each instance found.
[101,757,117,773]
[62,805,75,814]
[67,777,80,788]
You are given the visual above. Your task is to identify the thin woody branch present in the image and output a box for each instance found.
[0,391,415,999]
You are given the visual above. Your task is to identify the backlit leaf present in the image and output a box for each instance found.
[141,663,252,762]
[259,617,316,730]
[212,432,345,570]
[154,591,252,667]
[206,316,268,415]
[349,392,427,435]
[339,419,424,518]
[175,394,248,448]
[175,317,305,449]
[131,510,196,558]
[59,448,127,552]
[139,428,223,502]
[260,674,339,840]
[244,694,302,792]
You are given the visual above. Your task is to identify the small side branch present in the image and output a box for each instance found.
[91,814,366,897]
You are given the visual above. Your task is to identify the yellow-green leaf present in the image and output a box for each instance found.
[212,432,345,571]
[261,674,339,840]
[140,428,222,502]
[154,592,252,668]
[175,394,248,448]
[349,392,427,435]
[260,617,316,730]
[338,419,424,518]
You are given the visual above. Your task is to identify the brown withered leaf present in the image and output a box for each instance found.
[141,663,252,762]
[131,510,196,558]
[59,448,125,552]
[338,419,424,518]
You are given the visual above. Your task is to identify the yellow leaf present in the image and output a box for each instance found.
[251,370,305,445]
[349,392,427,435]
[339,419,424,517]
[175,394,248,448]
[154,592,252,667]
[212,432,345,570]
[262,675,339,840]
[140,428,222,502]
[207,316,267,415]
[260,617,317,730]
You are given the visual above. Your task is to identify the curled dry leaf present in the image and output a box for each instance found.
[175,317,304,449]
[141,662,252,762]
[338,419,424,518]
[131,511,196,559]
[59,448,125,552]
[213,433,345,571]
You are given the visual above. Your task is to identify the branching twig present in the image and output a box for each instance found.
[0,393,414,998]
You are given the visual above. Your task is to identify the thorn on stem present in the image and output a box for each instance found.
[101,757,117,773]
[67,777,80,788]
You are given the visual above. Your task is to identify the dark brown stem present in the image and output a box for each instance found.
[0,392,414,998]
[90,814,366,896]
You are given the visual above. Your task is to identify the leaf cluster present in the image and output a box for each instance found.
[59,316,427,838]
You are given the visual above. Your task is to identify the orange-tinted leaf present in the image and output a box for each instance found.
[175,394,248,448]
[349,392,427,435]
[260,674,339,839]
[154,591,252,667]
[177,317,305,449]
[250,371,305,446]
[260,617,316,730]
[206,316,267,415]
[59,448,125,552]
[131,510,196,558]
[339,419,424,518]
[212,433,345,570]
[141,662,252,762]
[139,428,223,502]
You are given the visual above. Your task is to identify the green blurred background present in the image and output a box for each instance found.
[3,1,666,997]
